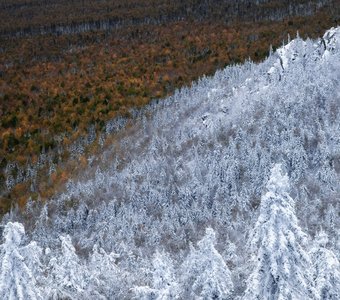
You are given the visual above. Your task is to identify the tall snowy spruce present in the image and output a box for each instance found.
[86,244,126,299]
[181,228,234,299]
[132,250,178,300]
[0,222,43,300]
[310,230,340,299]
[46,235,87,299]
[243,164,318,300]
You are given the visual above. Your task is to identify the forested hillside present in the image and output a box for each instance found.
[1,26,339,299]
[0,0,339,212]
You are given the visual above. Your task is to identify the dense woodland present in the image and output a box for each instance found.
[0,27,339,298]
[0,0,336,36]
[0,0,339,212]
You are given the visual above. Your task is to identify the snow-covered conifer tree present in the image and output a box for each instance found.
[243,164,318,300]
[324,204,340,253]
[0,222,43,300]
[46,235,87,299]
[181,228,234,299]
[133,250,178,299]
[310,230,340,299]
[85,244,125,298]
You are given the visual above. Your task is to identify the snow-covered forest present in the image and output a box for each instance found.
[0,27,340,299]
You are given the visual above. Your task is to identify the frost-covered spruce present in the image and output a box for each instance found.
[310,230,340,299]
[0,222,43,300]
[46,235,87,299]
[244,164,318,300]
[181,228,234,299]
[85,244,125,299]
[133,250,178,299]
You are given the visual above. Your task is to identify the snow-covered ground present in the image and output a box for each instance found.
[1,27,340,299]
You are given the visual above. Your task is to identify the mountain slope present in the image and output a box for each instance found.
[1,2,338,210]
[1,27,340,298]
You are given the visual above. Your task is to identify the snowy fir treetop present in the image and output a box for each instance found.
[266,164,290,194]
[2,222,25,247]
[197,227,216,250]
